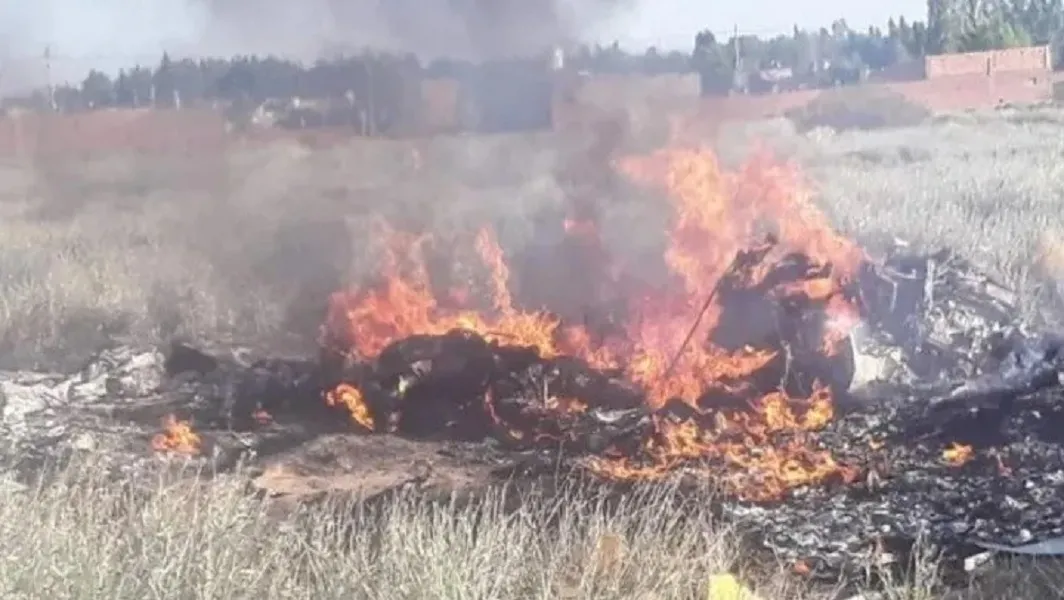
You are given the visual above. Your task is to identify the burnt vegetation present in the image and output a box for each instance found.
[5,5,1064,600]
[115,137,1064,596]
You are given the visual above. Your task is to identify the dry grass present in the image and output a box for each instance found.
[0,133,571,369]
[720,105,1064,325]
[784,86,932,133]
[2,107,1064,597]
[2,455,1061,600]
[0,457,811,600]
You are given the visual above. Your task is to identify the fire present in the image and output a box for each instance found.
[325,383,374,431]
[942,442,974,467]
[321,223,562,361]
[151,414,201,455]
[320,142,867,501]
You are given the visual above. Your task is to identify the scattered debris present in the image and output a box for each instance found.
[0,283,1053,588]
[164,341,220,377]
[0,180,1058,598]
[975,536,1064,556]
[855,244,1026,387]
[0,232,1056,587]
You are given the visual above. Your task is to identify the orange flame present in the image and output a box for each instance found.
[151,414,201,455]
[942,442,974,467]
[321,143,867,501]
[325,383,375,431]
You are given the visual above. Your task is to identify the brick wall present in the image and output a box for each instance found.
[0,109,229,159]
[924,45,1051,79]
[691,70,1053,128]
[898,70,1050,111]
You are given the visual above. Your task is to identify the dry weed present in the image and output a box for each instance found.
[785,86,932,133]
[4,452,1061,599]
[0,108,1063,598]
[0,134,566,369]
[723,106,1064,325]
[0,457,831,600]
[6,455,1053,599]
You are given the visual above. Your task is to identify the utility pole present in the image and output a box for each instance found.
[366,57,375,136]
[731,24,745,94]
[813,33,821,76]
[733,25,741,72]
[45,45,56,112]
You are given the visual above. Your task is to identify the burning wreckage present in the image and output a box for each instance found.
[144,147,1064,577]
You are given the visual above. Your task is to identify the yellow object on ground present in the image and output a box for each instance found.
[706,573,763,600]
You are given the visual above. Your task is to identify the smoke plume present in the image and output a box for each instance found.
[203,0,631,59]
[0,0,632,92]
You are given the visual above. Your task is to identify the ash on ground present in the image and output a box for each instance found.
[740,240,1064,575]
[1,244,1063,581]
[735,383,1064,574]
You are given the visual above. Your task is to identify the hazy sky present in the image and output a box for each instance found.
[596,0,928,49]
[0,0,929,90]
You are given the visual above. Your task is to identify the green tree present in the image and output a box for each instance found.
[153,52,176,107]
[692,30,735,94]
[958,0,1034,51]
[791,26,818,75]
[927,0,961,53]
[80,70,113,108]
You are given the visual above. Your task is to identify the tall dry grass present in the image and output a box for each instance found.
[1,454,1060,599]
[6,106,1064,366]
[1,108,1064,598]
[0,456,822,600]
[0,134,569,369]
[719,105,1064,324]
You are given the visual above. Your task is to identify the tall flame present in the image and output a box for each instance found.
[321,143,866,501]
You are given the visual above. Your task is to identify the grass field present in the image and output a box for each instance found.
[0,458,789,600]
[3,457,1062,599]
[721,105,1064,323]
[2,106,1064,598]
[0,133,574,369]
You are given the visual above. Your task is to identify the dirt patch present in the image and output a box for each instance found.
[250,435,505,514]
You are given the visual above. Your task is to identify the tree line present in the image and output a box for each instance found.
[696,0,1064,90]
[4,0,1062,116]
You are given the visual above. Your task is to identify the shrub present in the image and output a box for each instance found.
[786,86,932,133]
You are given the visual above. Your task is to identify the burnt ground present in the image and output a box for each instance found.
[6,331,1064,597]
[751,385,1064,575]
[7,107,1064,597]
[0,235,1055,596]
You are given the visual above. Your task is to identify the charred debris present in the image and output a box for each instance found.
[149,239,1064,582]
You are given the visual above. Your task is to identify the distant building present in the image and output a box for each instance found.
[748,67,796,93]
